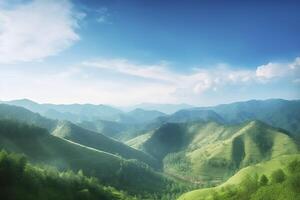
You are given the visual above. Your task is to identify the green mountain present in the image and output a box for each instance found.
[139,120,298,183]
[177,154,300,200]
[195,99,300,136]
[0,104,159,168]
[52,120,159,169]
[0,120,170,196]
[0,103,56,130]
[0,150,134,200]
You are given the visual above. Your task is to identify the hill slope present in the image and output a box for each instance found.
[0,150,134,200]
[0,120,169,195]
[140,121,298,182]
[0,104,159,168]
[0,103,56,130]
[52,121,159,168]
[178,154,300,200]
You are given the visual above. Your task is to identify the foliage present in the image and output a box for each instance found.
[270,169,286,183]
[0,150,135,200]
[178,157,300,200]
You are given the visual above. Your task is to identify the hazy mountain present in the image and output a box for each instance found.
[0,103,56,130]
[125,103,194,114]
[200,99,300,136]
[3,99,123,122]
[119,108,166,124]
[157,99,300,136]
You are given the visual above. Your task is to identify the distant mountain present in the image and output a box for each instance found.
[137,120,298,182]
[3,99,123,122]
[199,99,300,136]
[125,103,194,114]
[165,109,224,124]
[155,99,300,136]
[119,108,166,124]
[0,103,56,130]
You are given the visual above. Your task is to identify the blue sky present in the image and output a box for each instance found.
[0,0,299,106]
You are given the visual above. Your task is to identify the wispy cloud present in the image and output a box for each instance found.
[95,7,111,24]
[0,0,83,63]
[1,57,299,106]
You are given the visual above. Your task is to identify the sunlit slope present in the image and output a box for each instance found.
[0,104,159,168]
[52,121,159,168]
[141,121,298,181]
[177,154,300,200]
[126,131,154,150]
[0,120,168,194]
[185,121,298,180]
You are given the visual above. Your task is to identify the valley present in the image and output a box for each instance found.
[0,99,300,199]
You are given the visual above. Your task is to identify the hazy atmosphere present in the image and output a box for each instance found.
[1,0,299,106]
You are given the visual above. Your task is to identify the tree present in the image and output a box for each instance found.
[259,174,268,186]
[271,169,285,183]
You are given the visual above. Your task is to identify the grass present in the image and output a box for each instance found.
[177,154,300,200]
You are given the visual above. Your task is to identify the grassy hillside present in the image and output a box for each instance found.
[177,154,300,200]
[126,131,154,150]
[52,121,159,169]
[0,120,171,196]
[0,150,135,200]
[139,120,298,183]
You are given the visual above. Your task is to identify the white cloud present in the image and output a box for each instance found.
[0,0,82,63]
[1,57,299,106]
[256,57,300,79]
[82,59,257,97]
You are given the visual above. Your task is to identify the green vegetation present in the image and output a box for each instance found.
[126,132,154,150]
[2,99,300,199]
[52,121,159,169]
[0,104,56,131]
[0,120,172,197]
[138,120,298,183]
[0,150,134,200]
[177,154,300,200]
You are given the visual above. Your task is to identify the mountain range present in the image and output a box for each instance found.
[0,98,300,199]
